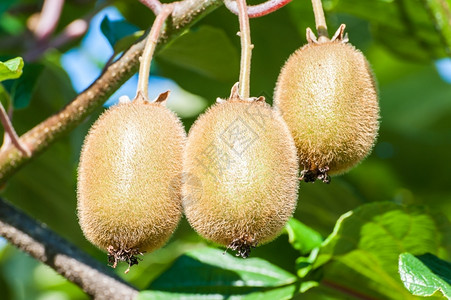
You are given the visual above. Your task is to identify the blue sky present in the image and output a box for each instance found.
[435,58,451,84]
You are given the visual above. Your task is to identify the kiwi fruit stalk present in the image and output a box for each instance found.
[183,96,299,258]
[77,93,186,271]
[274,25,379,183]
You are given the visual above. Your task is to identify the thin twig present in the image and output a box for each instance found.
[224,0,292,18]
[311,0,329,41]
[136,4,173,98]
[0,0,223,184]
[0,102,31,157]
[25,18,89,62]
[138,0,163,15]
[24,3,103,62]
[50,19,89,49]
[33,0,65,41]
[0,198,138,300]
[237,0,253,99]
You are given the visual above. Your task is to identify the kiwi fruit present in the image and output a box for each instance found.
[77,93,186,270]
[183,97,299,258]
[274,25,379,183]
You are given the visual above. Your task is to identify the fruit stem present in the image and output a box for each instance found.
[237,0,253,99]
[224,0,292,18]
[311,0,329,41]
[136,4,173,100]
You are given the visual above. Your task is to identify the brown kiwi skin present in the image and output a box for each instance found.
[183,98,299,257]
[77,97,186,261]
[274,39,379,182]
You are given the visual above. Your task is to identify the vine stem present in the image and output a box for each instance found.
[0,197,138,299]
[311,0,329,40]
[224,0,292,18]
[237,0,253,99]
[136,4,173,99]
[138,0,163,15]
[0,102,31,157]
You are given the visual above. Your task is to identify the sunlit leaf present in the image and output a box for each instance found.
[0,57,23,82]
[295,249,320,278]
[313,202,451,299]
[285,218,323,255]
[240,285,296,300]
[141,247,296,298]
[138,284,296,300]
[399,252,451,298]
[138,291,223,300]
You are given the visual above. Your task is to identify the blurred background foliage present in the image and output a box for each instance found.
[0,0,450,299]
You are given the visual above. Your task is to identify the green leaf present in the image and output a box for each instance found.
[158,25,239,82]
[295,249,320,278]
[299,281,319,293]
[239,285,296,300]
[2,63,44,109]
[0,0,16,16]
[113,1,158,31]
[313,202,451,299]
[145,247,296,297]
[1,60,93,252]
[379,57,451,139]
[423,0,451,56]
[285,218,323,255]
[138,285,297,300]
[100,16,140,50]
[0,84,12,111]
[113,30,144,54]
[0,57,24,82]
[329,0,450,60]
[399,252,451,298]
[284,218,322,279]
[137,291,222,300]
[293,178,366,237]
[0,0,23,35]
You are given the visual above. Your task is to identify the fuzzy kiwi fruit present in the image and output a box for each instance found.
[274,25,379,183]
[77,94,186,270]
[183,97,299,258]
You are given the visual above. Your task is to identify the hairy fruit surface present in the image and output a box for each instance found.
[274,38,379,182]
[77,98,185,268]
[183,98,299,258]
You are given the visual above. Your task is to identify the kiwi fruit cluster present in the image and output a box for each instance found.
[77,18,378,265]
[78,90,299,263]
[77,93,186,271]
[182,96,299,257]
[274,25,379,183]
